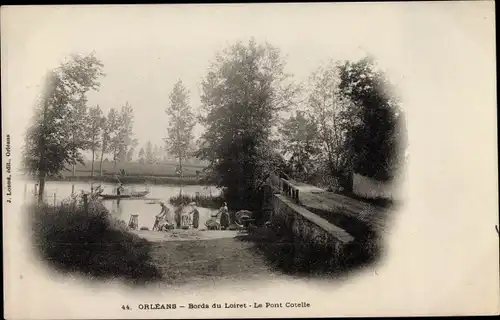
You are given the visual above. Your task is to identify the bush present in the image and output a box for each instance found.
[30,194,162,286]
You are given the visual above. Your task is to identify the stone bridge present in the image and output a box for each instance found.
[263,173,388,261]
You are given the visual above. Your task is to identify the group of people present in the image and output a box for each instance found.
[152,201,231,231]
[152,201,200,231]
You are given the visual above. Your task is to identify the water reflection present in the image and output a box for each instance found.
[27,181,221,230]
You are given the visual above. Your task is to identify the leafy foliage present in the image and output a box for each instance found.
[106,104,136,168]
[338,56,405,181]
[138,147,145,164]
[98,108,118,175]
[197,39,299,210]
[86,105,104,175]
[116,102,137,164]
[308,61,356,176]
[165,80,195,178]
[22,53,104,180]
[279,111,320,179]
[87,105,104,153]
[145,141,154,165]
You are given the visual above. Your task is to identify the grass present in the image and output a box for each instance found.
[169,194,224,210]
[29,195,162,286]
[337,190,394,209]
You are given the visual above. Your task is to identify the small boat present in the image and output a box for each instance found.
[99,191,149,200]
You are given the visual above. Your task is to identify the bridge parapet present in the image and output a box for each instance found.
[268,173,300,203]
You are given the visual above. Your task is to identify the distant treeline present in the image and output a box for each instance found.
[48,174,212,185]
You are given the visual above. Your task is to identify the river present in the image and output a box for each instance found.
[28,181,221,230]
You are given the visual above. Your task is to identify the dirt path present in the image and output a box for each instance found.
[133,229,284,286]
[290,182,389,235]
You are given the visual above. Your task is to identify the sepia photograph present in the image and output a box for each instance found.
[2,2,498,319]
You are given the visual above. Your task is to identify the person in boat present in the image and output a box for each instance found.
[116,182,125,196]
[94,185,104,197]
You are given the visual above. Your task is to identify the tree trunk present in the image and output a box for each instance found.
[38,171,46,204]
[99,149,104,176]
[72,133,76,177]
[179,152,183,196]
[91,148,95,178]
[38,93,49,205]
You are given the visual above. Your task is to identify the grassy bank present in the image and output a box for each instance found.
[29,195,162,286]
[337,190,394,209]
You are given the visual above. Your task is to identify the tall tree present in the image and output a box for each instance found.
[165,80,195,186]
[279,111,320,180]
[153,144,161,164]
[99,108,118,176]
[338,56,405,182]
[197,39,298,210]
[126,138,139,163]
[145,141,154,165]
[22,53,104,203]
[116,102,136,165]
[86,105,104,177]
[307,60,355,188]
[138,147,145,164]
[66,97,90,177]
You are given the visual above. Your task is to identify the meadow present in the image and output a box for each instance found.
[72,160,207,177]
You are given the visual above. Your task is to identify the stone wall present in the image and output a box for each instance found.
[270,194,356,267]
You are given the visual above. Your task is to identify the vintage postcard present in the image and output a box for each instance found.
[2,2,498,319]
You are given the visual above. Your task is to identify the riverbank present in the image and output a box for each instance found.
[29,193,279,287]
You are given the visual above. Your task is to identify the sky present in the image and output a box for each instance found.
[2,2,495,155]
[3,3,414,150]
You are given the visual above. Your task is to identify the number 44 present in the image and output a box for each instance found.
[121,305,131,310]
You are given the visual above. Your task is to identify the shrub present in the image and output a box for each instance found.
[169,193,224,210]
[30,194,162,285]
